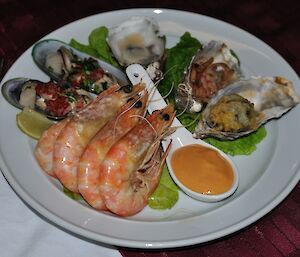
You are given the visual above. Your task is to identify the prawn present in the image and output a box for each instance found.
[77,92,148,210]
[53,83,145,193]
[34,118,70,177]
[99,104,175,216]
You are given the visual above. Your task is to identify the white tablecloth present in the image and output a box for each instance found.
[0,171,121,257]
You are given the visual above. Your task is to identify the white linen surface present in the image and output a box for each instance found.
[0,171,121,257]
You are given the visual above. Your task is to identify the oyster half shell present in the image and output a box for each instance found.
[193,76,300,140]
[107,16,165,68]
[175,40,243,113]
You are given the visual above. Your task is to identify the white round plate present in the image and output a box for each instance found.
[0,8,299,249]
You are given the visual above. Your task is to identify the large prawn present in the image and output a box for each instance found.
[53,83,145,193]
[99,104,175,216]
[34,118,70,177]
[77,92,148,210]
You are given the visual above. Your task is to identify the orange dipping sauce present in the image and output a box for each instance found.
[171,144,234,195]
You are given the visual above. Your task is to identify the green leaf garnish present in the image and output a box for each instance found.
[63,186,83,201]
[69,39,99,57]
[158,32,202,101]
[65,91,77,102]
[69,26,120,68]
[148,165,179,209]
[88,27,120,68]
[204,126,267,156]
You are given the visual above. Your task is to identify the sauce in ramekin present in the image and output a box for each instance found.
[171,144,234,195]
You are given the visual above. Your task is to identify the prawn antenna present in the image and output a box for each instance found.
[149,82,174,104]
[161,64,179,81]
[175,83,193,117]
[146,64,179,105]
[162,82,175,100]
[112,95,144,139]
[146,79,161,108]
[173,113,201,130]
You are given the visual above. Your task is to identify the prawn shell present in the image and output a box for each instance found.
[193,76,300,140]
[77,92,149,210]
[35,118,70,176]
[53,83,146,193]
[99,104,175,216]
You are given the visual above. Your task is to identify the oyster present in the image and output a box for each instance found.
[107,16,165,80]
[32,39,129,93]
[207,94,256,133]
[1,78,92,120]
[175,40,243,113]
[193,76,300,140]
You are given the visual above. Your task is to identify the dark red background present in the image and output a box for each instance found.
[0,1,299,256]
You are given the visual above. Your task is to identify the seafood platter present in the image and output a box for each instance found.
[0,9,299,248]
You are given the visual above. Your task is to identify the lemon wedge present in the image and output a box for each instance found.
[16,107,54,140]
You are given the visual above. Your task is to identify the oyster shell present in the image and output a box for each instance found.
[1,78,92,120]
[107,16,165,69]
[175,40,243,113]
[193,76,300,140]
[32,39,129,92]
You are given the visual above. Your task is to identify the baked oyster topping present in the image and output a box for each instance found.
[208,94,256,132]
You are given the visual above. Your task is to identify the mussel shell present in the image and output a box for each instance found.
[32,39,129,84]
[193,76,300,140]
[2,78,67,120]
[1,78,37,109]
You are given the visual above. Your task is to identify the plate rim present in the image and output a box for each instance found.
[0,8,300,249]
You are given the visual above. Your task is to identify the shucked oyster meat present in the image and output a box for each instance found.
[107,16,165,81]
[107,16,165,66]
[175,40,242,113]
[193,76,300,140]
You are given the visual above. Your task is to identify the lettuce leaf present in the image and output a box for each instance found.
[148,165,179,209]
[63,186,84,201]
[158,32,202,101]
[69,39,99,56]
[88,27,120,68]
[204,126,267,156]
[176,112,201,133]
[69,26,120,68]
